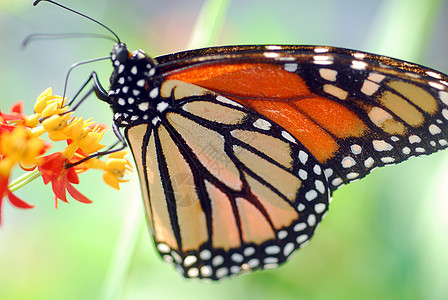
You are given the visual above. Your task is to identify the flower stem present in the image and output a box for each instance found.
[100,197,144,300]
[186,0,231,49]
[8,169,41,192]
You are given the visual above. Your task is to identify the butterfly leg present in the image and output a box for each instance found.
[66,71,110,110]
[63,72,128,168]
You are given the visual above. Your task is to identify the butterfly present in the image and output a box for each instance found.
[34,0,448,282]
[98,44,448,280]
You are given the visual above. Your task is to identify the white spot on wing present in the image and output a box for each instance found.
[216,95,243,107]
[323,84,348,100]
[364,157,374,168]
[296,234,308,244]
[157,102,169,112]
[264,52,280,58]
[283,243,295,257]
[314,47,329,53]
[361,80,380,96]
[284,63,298,72]
[346,172,359,179]
[351,60,368,70]
[443,109,448,120]
[315,180,325,193]
[367,72,386,83]
[299,150,308,164]
[187,268,199,278]
[231,253,244,263]
[305,190,318,201]
[342,156,356,168]
[244,247,255,256]
[157,243,170,253]
[184,255,197,267]
[429,81,444,90]
[313,55,334,65]
[212,255,224,266]
[351,144,362,155]
[381,157,395,163]
[293,222,306,232]
[307,214,316,226]
[199,249,212,260]
[282,131,296,143]
[319,68,338,81]
[353,52,366,59]
[426,71,441,79]
[439,91,448,105]
[277,230,288,239]
[332,178,343,186]
[373,140,393,151]
[429,124,442,135]
[253,118,271,130]
[265,245,281,254]
[200,266,212,277]
[409,135,421,144]
[324,168,333,178]
[216,267,228,278]
[138,102,149,111]
[314,203,326,214]
[149,88,159,98]
[152,116,161,126]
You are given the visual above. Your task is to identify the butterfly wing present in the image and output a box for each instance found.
[125,83,329,280]
[157,45,448,191]
[123,45,448,280]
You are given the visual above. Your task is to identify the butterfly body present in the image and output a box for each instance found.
[105,44,448,280]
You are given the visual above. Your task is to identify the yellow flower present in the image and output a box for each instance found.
[0,126,48,177]
[61,118,106,158]
[33,87,66,115]
[77,150,132,190]
[103,155,131,189]
[1,88,133,224]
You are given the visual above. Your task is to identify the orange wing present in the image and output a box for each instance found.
[167,62,368,163]
[165,56,448,190]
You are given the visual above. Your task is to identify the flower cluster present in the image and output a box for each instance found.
[0,88,132,223]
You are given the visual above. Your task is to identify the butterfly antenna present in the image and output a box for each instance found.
[33,0,121,44]
[22,33,117,49]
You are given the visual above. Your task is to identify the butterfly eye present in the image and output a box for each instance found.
[114,43,130,64]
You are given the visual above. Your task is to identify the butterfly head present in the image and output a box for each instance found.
[108,43,159,126]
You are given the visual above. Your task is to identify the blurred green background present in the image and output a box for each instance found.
[1,0,448,299]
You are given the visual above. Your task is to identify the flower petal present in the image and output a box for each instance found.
[39,153,66,184]
[66,167,79,184]
[66,183,92,204]
[7,190,34,209]
[51,177,68,203]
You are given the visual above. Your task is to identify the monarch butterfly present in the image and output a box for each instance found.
[35,1,448,281]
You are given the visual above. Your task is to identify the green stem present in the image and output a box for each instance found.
[100,197,144,300]
[186,0,231,49]
[8,169,42,192]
